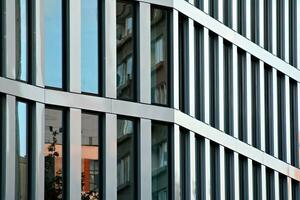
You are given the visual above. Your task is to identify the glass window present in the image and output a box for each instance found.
[279,174,288,200]
[223,0,232,28]
[277,72,286,161]
[45,107,65,200]
[266,168,275,200]
[117,118,136,200]
[16,0,29,82]
[151,7,170,106]
[237,0,246,36]
[152,122,169,200]
[117,1,136,100]
[210,142,220,199]
[225,148,234,200]
[253,162,262,200]
[239,155,248,200]
[16,101,30,200]
[45,0,63,88]
[81,0,99,94]
[195,135,205,200]
[81,113,100,199]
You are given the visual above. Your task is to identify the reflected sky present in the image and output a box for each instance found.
[45,0,63,88]
[17,101,27,158]
[81,0,99,94]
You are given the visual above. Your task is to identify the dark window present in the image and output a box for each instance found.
[289,0,297,66]
[81,112,101,199]
[253,162,262,200]
[210,142,220,200]
[279,174,288,200]
[180,128,189,199]
[117,118,137,200]
[225,149,234,200]
[251,0,260,44]
[292,180,300,200]
[290,79,299,167]
[152,122,170,200]
[194,24,204,121]
[264,64,273,155]
[223,0,232,28]
[209,0,218,19]
[45,107,66,200]
[151,7,170,106]
[277,0,285,59]
[45,0,65,88]
[224,41,233,136]
[195,136,205,200]
[251,57,260,148]
[117,1,136,100]
[0,96,2,199]
[16,101,32,200]
[239,155,248,200]
[195,0,203,10]
[0,1,3,77]
[238,49,247,142]
[209,32,219,129]
[81,0,100,94]
[264,0,273,51]
[277,72,286,161]
[266,168,275,200]
[237,0,246,36]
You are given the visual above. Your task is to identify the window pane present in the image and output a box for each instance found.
[117,1,135,100]
[45,108,64,200]
[45,0,63,88]
[16,0,28,81]
[117,118,135,200]
[151,8,169,105]
[152,122,169,200]
[81,0,99,94]
[16,101,28,200]
[81,113,100,199]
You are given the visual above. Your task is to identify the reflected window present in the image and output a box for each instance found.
[117,1,136,100]
[45,107,65,200]
[117,118,136,200]
[151,7,170,106]
[45,0,63,88]
[152,122,170,200]
[81,113,100,199]
[16,101,30,200]
[81,0,99,94]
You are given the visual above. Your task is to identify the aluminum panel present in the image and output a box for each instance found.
[35,0,44,87]
[261,165,267,200]
[259,61,266,151]
[234,152,240,200]
[219,146,225,200]
[171,9,179,110]
[173,124,180,199]
[205,139,211,200]
[203,28,210,124]
[188,18,195,117]
[189,131,196,200]
[246,53,252,145]
[218,37,224,131]
[285,76,291,164]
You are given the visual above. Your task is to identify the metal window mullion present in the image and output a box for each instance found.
[272,69,278,158]
[104,0,117,98]
[204,139,211,200]
[173,124,181,199]
[34,102,45,200]
[138,3,151,104]
[203,0,209,13]
[139,119,151,200]
[287,177,292,200]
[245,0,251,39]
[68,0,81,93]
[218,0,223,23]
[284,0,289,62]
[232,45,238,138]
[189,131,196,200]
[246,53,252,145]
[261,165,267,200]
[234,152,240,200]
[104,113,117,200]
[4,95,16,200]
[219,146,225,200]
[232,0,237,31]
[258,0,264,47]
[248,159,253,200]
[218,37,224,131]
[272,0,277,55]
[35,0,44,87]
[171,9,179,110]
[68,108,81,200]
[203,28,210,124]
[259,61,266,152]
[284,76,291,164]
[188,18,195,117]
[5,0,16,79]
[274,171,280,200]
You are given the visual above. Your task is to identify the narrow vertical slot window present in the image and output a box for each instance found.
[290,79,299,167]
[225,149,234,200]
[209,0,218,20]
[251,57,261,148]
[180,128,189,199]
[151,7,170,106]
[117,118,137,200]
[152,122,170,200]
[224,41,233,136]
[277,0,285,59]
[195,0,204,10]
[16,101,31,200]
[253,162,262,200]
[117,1,136,100]
[45,107,66,200]
[195,136,205,200]
[0,96,2,198]
[81,112,101,199]
[237,0,246,36]
[279,174,288,200]
[264,65,273,155]
[194,24,204,121]
[45,0,64,88]
[292,180,300,199]
[277,72,286,161]
[210,142,220,199]
[223,0,232,28]
[81,0,99,94]
[238,49,247,142]
[239,155,248,200]
[251,0,260,44]
[289,0,297,66]
[264,0,273,51]
[209,32,219,129]
[266,168,275,200]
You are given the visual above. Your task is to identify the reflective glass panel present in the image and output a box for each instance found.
[16,101,28,200]
[45,108,64,200]
[117,118,135,200]
[117,1,135,100]
[81,0,99,94]
[45,0,63,88]
[151,8,169,105]
[152,123,169,200]
[16,0,28,81]
[81,113,100,199]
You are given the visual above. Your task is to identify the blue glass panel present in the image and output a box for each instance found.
[45,0,63,88]
[81,0,99,94]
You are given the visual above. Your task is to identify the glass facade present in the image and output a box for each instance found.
[44,107,65,200]
[45,0,63,88]
[81,0,99,94]
[152,122,169,200]
[117,118,136,200]
[81,112,100,199]
[117,1,136,100]
[151,7,169,106]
